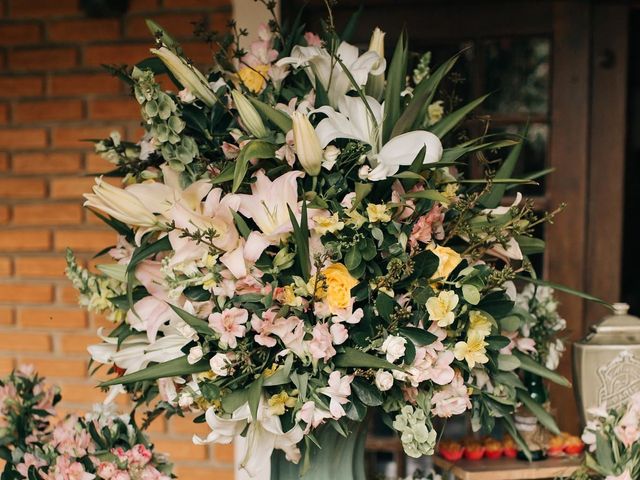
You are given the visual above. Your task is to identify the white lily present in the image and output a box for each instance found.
[237,170,305,242]
[315,95,443,181]
[277,42,385,107]
[84,177,158,228]
[194,400,303,479]
[88,325,190,375]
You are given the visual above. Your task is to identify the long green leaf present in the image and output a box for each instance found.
[100,357,209,387]
[126,236,171,309]
[211,164,235,185]
[340,6,363,43]
[391,53,459,137]
[429,94,489,139]
[334,347,401,371]
[232,140,276,193]
[248,97,292,133]
[403,189,451,204]
[168,304,213,335]
[505,167,555,191]
[440,139,518,164]
[515,275,612,309]
[516,390,560,435]
[248,375,265,421]
[502,415,531,461]
[479,124,528,208]
[382,30,408,143]
[513,351,571,387]
[287,201,310,279]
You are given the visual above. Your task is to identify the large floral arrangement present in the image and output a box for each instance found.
[0,366,174,480]
[65,6,577,477]
[573,393,640,480]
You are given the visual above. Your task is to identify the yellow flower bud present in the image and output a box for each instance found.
[151,46,217,107]
[366,27,386,100]
[292,111,323,176]
[231,89,268,138]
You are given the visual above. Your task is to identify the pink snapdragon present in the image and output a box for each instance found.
[209,308,249,349]
[16,453,47,477]
[297,401,332,432]
[309,323,337,361]
[409,203,445,249]
[44,455,95,480]
[407,347,455,387]
[304,32,322,47]
[499,331,537,355]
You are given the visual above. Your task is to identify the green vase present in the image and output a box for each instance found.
[270,421,368,480]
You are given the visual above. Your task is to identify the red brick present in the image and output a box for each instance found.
[0,23,41,45]
[169,415,212,436]
[85,153,111,173]
[19,307,87,328]
[129,0,160,12]
[50,177,95,199]
[60,334,95,354]
[14,257,67,278]
[14,99,84,123]
[0,257,10,276]
[0,178,46,198]
[182,40,215,65]
[0,332,51,352]
[9,47,77,71]
[0,103,8,125]
[12,203,82,225]
[173,467,234,480]
[12,152,82,174]
[57,383,115,404]
[152,439,208,461]
[0,230,51,251]
[0,153,8,171]
[48,18,121,42]
[163,0,229,7]
[18,357,87,378]
[0,128,47,149]
[83,43,150,67]
[58,285,79,305]
[215,443,235,463]
[50,73,122,96]
[9,0,79,17]
[52,126,122,149]
[0,206,10,224]
[0,357,16,375]
[0,76,44,98]
[126,12,208,39]
[0,307,14,325]
[54,230,116,252]
[89,97,140,120]
[0,283,53,303]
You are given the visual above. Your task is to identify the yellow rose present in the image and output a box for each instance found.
[238,64,270,93]
[322,263,358,312]
[428,244,462,281]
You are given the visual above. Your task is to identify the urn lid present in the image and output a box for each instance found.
[584,303,640,345]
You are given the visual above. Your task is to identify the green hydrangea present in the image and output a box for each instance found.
[392,405,437,457]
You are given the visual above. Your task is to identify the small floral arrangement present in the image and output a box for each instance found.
[513,284,567,370]
[61,3,598,476]
[0,366,174,480]
[573,393,640,480]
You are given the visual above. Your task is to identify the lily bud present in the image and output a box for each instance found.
[366,27,386,100]
[292,112,323,176]
[151,46,217,107]
[231,90,268,138]
[83,178,157,227]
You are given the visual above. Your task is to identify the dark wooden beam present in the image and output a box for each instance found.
[545,1,591,434]
[585,4,629,326]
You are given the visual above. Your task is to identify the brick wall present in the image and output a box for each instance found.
[0,0,235,478]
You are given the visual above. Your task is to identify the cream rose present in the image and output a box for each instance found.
[381,335,407,363]
[375,370,394,391]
